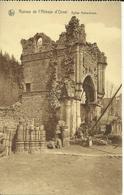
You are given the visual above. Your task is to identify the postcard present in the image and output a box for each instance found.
[0,1,122,195]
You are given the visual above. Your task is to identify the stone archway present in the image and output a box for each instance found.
[82,75,96,104]
[81,75,96,123]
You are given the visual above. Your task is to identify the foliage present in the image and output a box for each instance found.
[0,51,23,86]
[0,51,23,106]
[46,59,60,111]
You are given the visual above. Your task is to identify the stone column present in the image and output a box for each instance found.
[102,67,105,93]
[76,100,81,129]
[76,45,82,129]
[71,100,77,136]
[97,53,107,96]
[79,50,83,83]
[98,64,106,95]
[69,98,81,137]
[97,64,102,94]
[65,100,71,136]
[75,45,80,83]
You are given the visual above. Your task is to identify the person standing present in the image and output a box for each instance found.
[56,120,65,147]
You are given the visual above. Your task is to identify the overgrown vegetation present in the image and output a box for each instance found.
[0,51,23,84]
[0,51,23,106]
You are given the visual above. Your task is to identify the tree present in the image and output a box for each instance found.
[0,50,23,106]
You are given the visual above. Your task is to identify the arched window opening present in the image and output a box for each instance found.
[37,37,42,51]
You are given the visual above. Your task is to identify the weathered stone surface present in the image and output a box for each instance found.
[19,17,107,138]
[0,17,107,139]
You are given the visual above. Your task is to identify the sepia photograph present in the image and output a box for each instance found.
[0,1,122,195]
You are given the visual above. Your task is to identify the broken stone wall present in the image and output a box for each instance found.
[0,107,17,140]
[23,57,50,92]
[15,93,49,125]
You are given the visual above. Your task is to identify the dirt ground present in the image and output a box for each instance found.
[0,145,122,195]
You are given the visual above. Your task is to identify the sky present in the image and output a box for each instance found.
[0,1,121,93]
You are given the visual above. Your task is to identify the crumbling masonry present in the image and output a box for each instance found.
[20,16,107,139]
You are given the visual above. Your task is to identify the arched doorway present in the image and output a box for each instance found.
[81,75,96,123]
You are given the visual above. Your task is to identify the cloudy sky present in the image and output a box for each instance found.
[0,1,121,92]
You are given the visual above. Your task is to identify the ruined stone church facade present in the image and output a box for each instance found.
[20,16,107,138]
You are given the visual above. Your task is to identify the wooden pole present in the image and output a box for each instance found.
[91,84,122,132]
